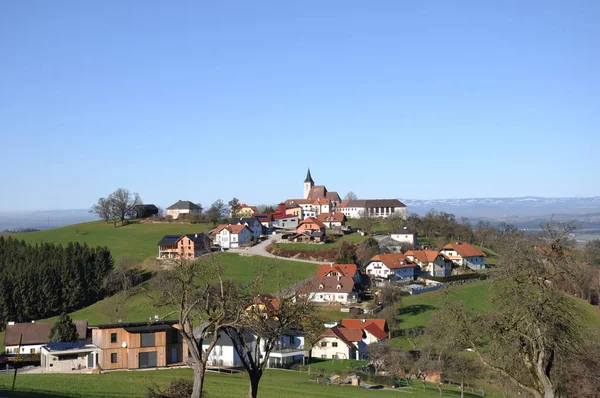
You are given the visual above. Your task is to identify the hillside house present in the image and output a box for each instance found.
[228,217,263,238]
[316,263,363,286]
[316,212,346,229]
[340,319,388,343]
[440,242,487,270]
[336,199,407,219]
[390,228,418,248]
[4,320,89,360]
[213,224,253,249]
[273,214,299,229]
[230,204,258,218]
[90,320,184,370]
[405,250,453,277]
[298,275,358,304]
[311,325,364,360]
[366,253,418,283]
[132,204,159,219]
[166,200,201,220]
[157,233,211,259]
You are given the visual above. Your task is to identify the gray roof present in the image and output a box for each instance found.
[304,168,314,184]
[343,199,406,208]
[4,320,88,346]
[167,200,201,210]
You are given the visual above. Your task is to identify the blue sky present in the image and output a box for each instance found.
[1,0,599,211]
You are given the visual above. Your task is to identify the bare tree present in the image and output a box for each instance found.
[356,210,376,235]
[150,255,242,398]
[90,197,113,224]
[228,197,240,218]
[386,212,406,233]
[299,314,325,363]
[206,199,226,226]
[344,191,358,201]
[583,240,600,265]
[224,294,316,398]
[90,188,141,227]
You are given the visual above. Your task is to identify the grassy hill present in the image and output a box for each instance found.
[14,220,213,262]
[392,281,600,349]
[0,368,498,398]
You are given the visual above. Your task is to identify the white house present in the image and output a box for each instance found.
[390,228,418,248]
[439,242,487,270]
[166,200,202,220]
[340,319,388,344]
[311,325,366,360]
[298,275,358,304]
[336,199,407,219]
[366,253,418,282]
[213,224,253,249]
[273,214,299,229]
[198,328,306,369]
[405,250,453,277]
[313,198,331,215]
[229,217,263,238]
[4,320,89,358]
[316,212,347,228]
[40,342,99,373]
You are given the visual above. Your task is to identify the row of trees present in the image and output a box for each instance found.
[151,255,320,398]
[0,237,113,324]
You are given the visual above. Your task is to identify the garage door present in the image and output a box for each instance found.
[139,351,157,368]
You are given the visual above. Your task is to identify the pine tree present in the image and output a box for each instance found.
[48,313,79,342]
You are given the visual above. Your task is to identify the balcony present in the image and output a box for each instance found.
[270,344,306,358]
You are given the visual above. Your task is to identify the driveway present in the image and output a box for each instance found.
[229,234,324,265]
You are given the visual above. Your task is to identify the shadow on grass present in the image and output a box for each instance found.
[398,304,436,316]
[0,389,71,398]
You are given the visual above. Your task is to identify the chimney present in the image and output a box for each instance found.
[31,320,35,323]
[361,319,366,323]
[195,234,198,238]
[337,275,341,281]
[7,321,15,326]
[330,263,334,267]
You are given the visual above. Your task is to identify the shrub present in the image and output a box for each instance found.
[147,378,196,398]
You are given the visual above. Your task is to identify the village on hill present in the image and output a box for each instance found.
[1,168,598,398]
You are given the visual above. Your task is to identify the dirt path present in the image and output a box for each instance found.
[229,234,325,265]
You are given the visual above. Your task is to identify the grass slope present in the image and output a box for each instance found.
[53,252,319,325]
[15,220,212,262]
[0,368,496,398]
[393,281,600,349]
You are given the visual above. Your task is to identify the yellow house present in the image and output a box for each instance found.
[285,205,302,218]
[231,204,258,218]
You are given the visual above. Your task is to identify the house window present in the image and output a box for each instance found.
[30,348,36,354]
[332,355,339,359]
[141,332,156,347]
[320,342,327,347]
[321,355,327,358]
[111,353,118,363]
[332,342,338,347]
[111,333,117,343]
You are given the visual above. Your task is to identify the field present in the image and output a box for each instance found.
[14,220,213,262]
[0,368,497,398]
[273,233,369,252]
[46,252,319,325]
[392,281,600,349]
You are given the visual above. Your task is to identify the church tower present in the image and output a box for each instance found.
[303,168,314,199]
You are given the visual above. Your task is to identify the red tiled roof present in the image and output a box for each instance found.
[285,199,314,205]
[369,253,416,269]
[252,295,281,312]
[363,323,388,341]
[337,200,350,208]
[336,327,363,342]
[326,192,341,202]
[313,198,331,205]
[299,217,326,228]
[442,242,486,258]
[317,212,346,223]
[317,263,357,278]
[340,319,388,341]
[405,250,439,264]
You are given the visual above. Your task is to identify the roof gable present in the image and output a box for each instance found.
[369,253,416,269]
[166,200,201,210]
[442,242,486,257]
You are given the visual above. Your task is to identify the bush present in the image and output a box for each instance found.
[147,378,196,398]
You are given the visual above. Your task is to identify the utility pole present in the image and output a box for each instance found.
[12,334,22,391]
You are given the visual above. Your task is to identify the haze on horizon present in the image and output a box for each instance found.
[1,1,599,212]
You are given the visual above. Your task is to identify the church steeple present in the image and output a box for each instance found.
[304,168,314,184]
[303,168,314,199]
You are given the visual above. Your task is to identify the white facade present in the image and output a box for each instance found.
[311,336,359,360]
[307,291,356,304]
[339,205,407,219]
[40,345,99,373]
[274,216,299,229]
[5,344,43,355]
[390,232,417,248]
[215,227,252,249]
[366,261,416,281]
[166,208,200,220]
[440,249,486,270]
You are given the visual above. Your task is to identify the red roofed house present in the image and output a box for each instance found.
[230,203,258,218]
[366,253,418,282]
[405,250,454,277]
[311,325,364,360]
[440,242,487,270]
[341,319,389,342]
[316,212,347,229]
[298,275,358,304]
[297,217,326,234]
[213,224,253,249]
[317,263,360,280]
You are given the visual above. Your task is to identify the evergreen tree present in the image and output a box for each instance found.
[48,313,79,342]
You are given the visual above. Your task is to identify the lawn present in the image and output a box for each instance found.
[14,220,213,262]
[47,252,319,325]
[0,368,497,398]
[273,233,369,252]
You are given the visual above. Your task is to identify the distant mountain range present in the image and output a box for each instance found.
[2,197,600,235]
[401,196,600,218]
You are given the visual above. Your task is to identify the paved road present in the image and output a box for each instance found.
[229,234,325,265]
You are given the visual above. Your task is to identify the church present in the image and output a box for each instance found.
[285,169,341,213]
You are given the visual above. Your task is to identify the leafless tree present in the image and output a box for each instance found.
[224,294,316,398]
[90,197,112,224]
[90,188,141,227]
[356,210,376,235]
[344,191,358,201]
[150,255,243,398]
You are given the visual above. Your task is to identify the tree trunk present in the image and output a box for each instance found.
[248,373,261,398]
[437,383,443,397]
[192,362,206,398]
[460,378,464,398]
